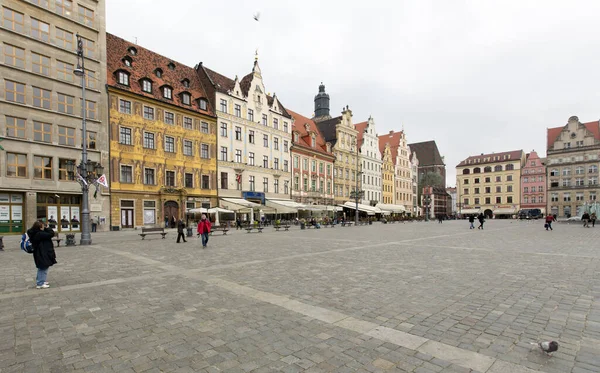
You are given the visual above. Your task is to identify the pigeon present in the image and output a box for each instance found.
[253,12,260,21]
[530,341,558,355]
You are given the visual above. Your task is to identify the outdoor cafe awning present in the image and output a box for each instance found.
[220,198,261,212]
[493,208,517,215]
[377,203,406,213]
[306,205,343,212]
[187,208,208,214]
[461,208,481,214]
[265,199,301,214]
[341,202,383,216]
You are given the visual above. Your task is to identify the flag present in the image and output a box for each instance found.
[96,174,109,188]
[76,173,88,186]
[236,174,241,184]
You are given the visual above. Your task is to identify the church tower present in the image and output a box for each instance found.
[313,82,331,121]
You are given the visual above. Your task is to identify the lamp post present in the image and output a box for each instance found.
[67,33,103,245]
[423,188,432,222]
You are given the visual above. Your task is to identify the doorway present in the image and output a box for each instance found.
[120,200,134,228]
[164,200,179,228]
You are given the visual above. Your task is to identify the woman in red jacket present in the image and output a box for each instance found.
[197,214,212,248]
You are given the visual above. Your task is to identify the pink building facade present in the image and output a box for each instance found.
[520,151,546,213]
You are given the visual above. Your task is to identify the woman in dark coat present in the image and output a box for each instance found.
[28,221,57,289]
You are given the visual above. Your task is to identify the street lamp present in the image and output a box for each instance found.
[423,190,432,222]
[67,33,103,245]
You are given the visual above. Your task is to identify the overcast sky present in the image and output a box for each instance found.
[107,0,600,186]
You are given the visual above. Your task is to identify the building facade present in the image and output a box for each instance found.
[546,116,600,218]
[409,148,420,216]
[0,0,109,234]
[520,151,546,214]
[197,58,293,216]
[106,34,217,229]
[388,131,412,213]
[355,117,382,204]
[288,110,334,205]
[379,140,394,204]
[446,187,457,215]
[456,150,525,218]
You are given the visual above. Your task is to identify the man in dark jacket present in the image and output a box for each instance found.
[28,221,56,289]
[176,219,187,243]
[468,215,475,229]
[477,213,485,230]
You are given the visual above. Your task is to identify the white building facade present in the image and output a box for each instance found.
[409,147,421,216]
[356,117,382,204]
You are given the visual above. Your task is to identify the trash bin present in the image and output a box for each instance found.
[300,222,305,230]
[186,227,193,237]
[65,234,76,246]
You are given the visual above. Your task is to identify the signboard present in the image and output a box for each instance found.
[242,191,265,204]
[11,194,23,203]
[11,205,22,222]
[60,206,71,230]
[70,206,80,231]
[90,203,102,212]
[0,205,9,222]
[0,194,9,203]
[47,206,58,230]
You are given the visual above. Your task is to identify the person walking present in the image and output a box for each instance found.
[197,214,211,248]
[477,213,485,230]
[236,217,242,230]
[176,219,187,243]
[28,221,56,289]
[582,212,590,228]
[468,215,475,229]
[91,216,97,232]
[591,213,597,228]
[545,213,554,231]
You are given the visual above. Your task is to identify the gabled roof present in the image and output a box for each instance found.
[547,120,600,148]
[354,121,368,148]
[106,33,213,116]
[383,131,405,166]
[457,150,523,167]
[407,141,444,167]
[315,116,343,145]
[287,109,333,158]
[378,135,391,159]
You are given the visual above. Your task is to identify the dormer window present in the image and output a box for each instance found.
[141,79,152,93]
[128,47,137,55]
[182,79,190,88]
[168,62,175,70]
[293,132,299,142]
[155,68,163,78]
[326,143,332,152]
[181,92,191,105]
[304,123,310,131]
[311,135,316,148]
[122,56,132,67]
[198,98,208,111]
[117,71,129,86]
[163,86,172,99]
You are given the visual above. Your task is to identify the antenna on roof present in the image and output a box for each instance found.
[134,36,138,44]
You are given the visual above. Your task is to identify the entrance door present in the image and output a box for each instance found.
[121,209,134,228]
[164,201,179,228]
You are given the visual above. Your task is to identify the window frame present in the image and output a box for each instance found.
[120,164,133,183]
[5,116,26,138]
[119,99,132,114]
[5,80,25,104]
[143,132,155,149]
[33,155,53,179]
[164,136,175,153]
[164,111,174,125]
[119,126,132,145]
[183,139,193,156]
[58,125,76,146]
[6,152,28,178]
[4,44,25,69]
[30,18,50,41]
[3,8,24,32]
[57,93,75,114]
[33,121,52,143]
[32,86,51,109]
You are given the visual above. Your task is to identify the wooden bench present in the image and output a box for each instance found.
[245,227,264,233]
[341,222,354,227]
[274,225,291,232]
[51,233,62,247]
[210,227,229,236]
[139,227,167,240]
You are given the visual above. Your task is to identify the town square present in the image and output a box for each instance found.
[2,220,600,372]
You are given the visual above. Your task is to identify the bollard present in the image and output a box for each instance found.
[65,234,76,246]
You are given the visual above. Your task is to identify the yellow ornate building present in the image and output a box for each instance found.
[380,140,394,204]
[106,34,217,228]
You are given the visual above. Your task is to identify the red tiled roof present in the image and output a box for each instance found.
[354,121,368,148]
[547,120,600,148]
[457,150,523,167]
[378,135,390,160]
[287,109,333,158]
[106,33,213,116]
[384,131,405,166]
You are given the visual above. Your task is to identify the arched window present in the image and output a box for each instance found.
[154,68,163,78]
[506,164,514,171]
[462,169,470,175]
[128,47,137,55]
[168,62,175,70]
[484,166,492,172]
[473,167,481,173]
[494,165,503,172]
[122,56,132,67]
[181,79,190,88]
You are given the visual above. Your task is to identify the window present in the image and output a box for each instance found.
[33,87,51,109]
[3,8,24,32]
[118,71,129,85]
[182,93,191,105]
[507,196,513,203]
[590,165,599,173]
[55,28,73,50]
[485,197,491,204]
[505,164,514,171]
[590,177,599,185]
[31,18,50,41]
[294,177,299,191]
[163,87,172,99]
[144,168,155,185]
[4,44,25,68]
[563,193,571,202]
[119,165,132,183]
[507,185,513,192]
[33,121,51,142]
[142,80,152,93]
[56,61,74,82]
[524,187,529,193]
[155,69,162,78]
[78,4,94,25]
[220,123,227,137]
[304,159,309,170]
[474,187,480,194]
[143,106,154,120]
[199,99,208,111]
[576,193,584,201]
[575,166,584,174]
[311,160,317,172]
[248,130,255,143]
[304,178,308,191]
[294,156,299,169]
[261,177,268,192]
[284,140,288,152]
[86,130,97,150]
[274,179,279,194]
[164,136,175,153]
[85,70,96,89]
[220,172,228,189]
[55,0,72,16]
[577,140,584,147]
[201,122,209,133]
[283,122,289,133]
[6,153,27,177]
[524,196,529,204]
[506,175,513,181]
[6,116,26,138]
[183,117,193,130]
[164,112,174,125]
[293,132,299,142]
[58,126,75,146]
[234,104,241,117]
[474,198,480,204]
[143,132,154,149]
[591,192,597,201]
[494,165,502,172]
[274,158,279,170]
[235,126,242,140]
[31,52,50,75]
[463,188,469,195]
[249,152,255,166]
[496,186,501,193]
[562,168,571,176]
[248,109,254,121]
[84,100,96,120]
[463,179,469,185]
[185,173,194,188]
[263,155,269,168]
[183,140,193,156]
[166,171,175,186]
[119,127,132,145]
[235,149,242,163]
[284,181,289,195]
[220,99,227,113]
[576,178,585,186]
[201,144,209,159]
[273,118,279,130]
[496,196,502,203]
[495,176,501,182]
[262,114,267,125]
[274,137,279,150]
[33,156,52,179]
[5,80,25,104]
[474,178,480,184]
[123,57,132,67]
[263,134,269,147]
[220,146,227,161]
[249,176,255,191]
[119,99,131,114]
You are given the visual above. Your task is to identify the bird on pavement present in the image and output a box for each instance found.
[530,341,558,356]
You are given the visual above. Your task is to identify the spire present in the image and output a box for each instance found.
[313,82,330,120]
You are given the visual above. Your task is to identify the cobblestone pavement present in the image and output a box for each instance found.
[1,220,599,372]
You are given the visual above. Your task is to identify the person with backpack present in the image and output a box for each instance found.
[197,214,211,248]
[28,221,56,289]
[545,213,554,231]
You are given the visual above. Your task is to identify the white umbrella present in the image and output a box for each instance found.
[188,208,207,214]
[208,207,234,214]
